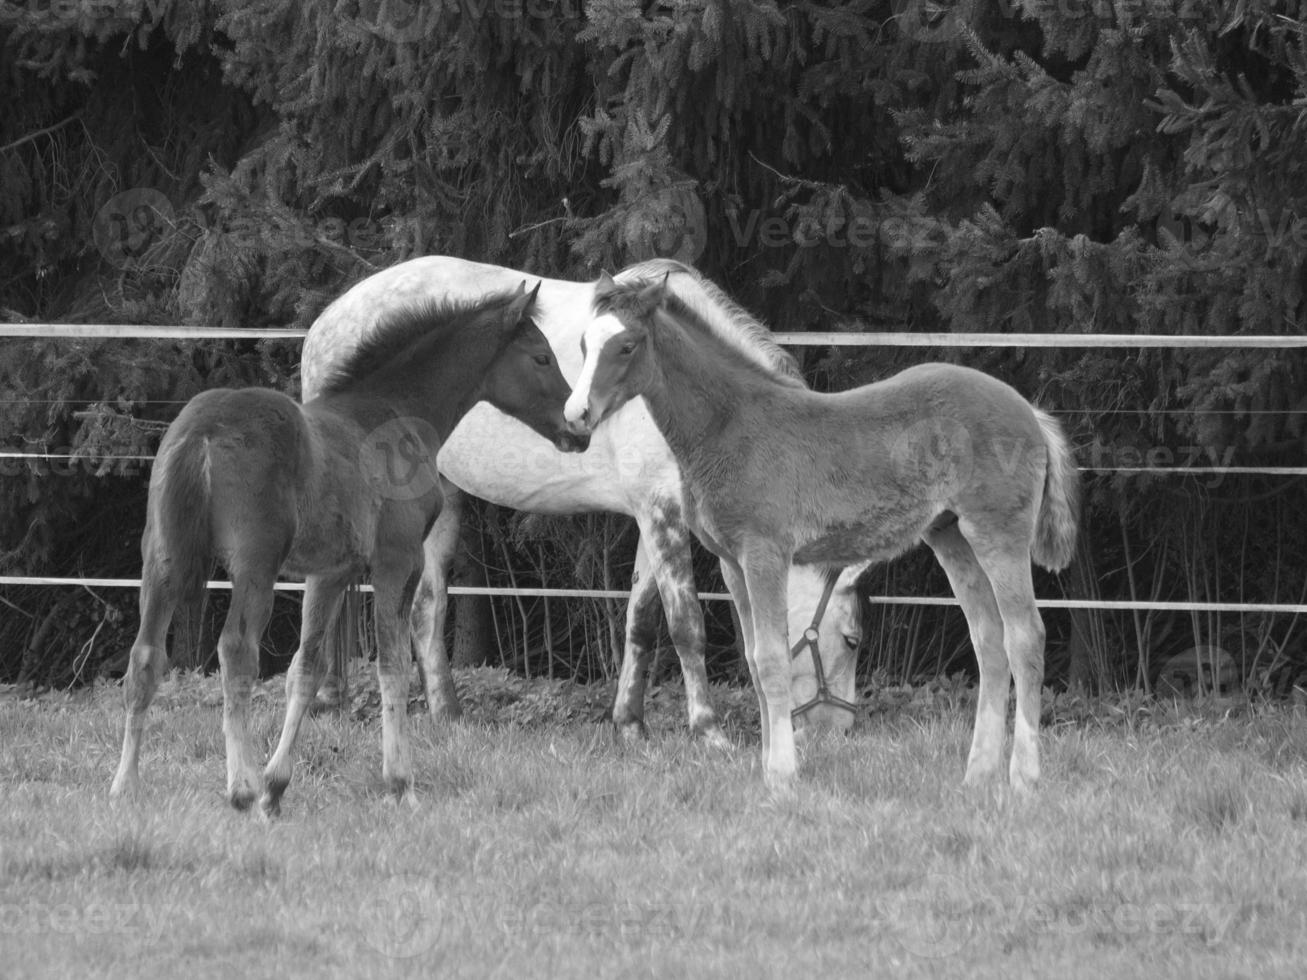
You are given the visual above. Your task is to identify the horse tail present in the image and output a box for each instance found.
[147,417,214,605]
[1031,408,1080,571]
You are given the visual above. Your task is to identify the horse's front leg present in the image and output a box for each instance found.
[372,543,424,802]
[718,556,761,748]
[411,481,463,722]
[261,572,352,817]
[740,545,796,791]
[610,533,664,741]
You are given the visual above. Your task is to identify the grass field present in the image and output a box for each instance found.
[3,666,1307,979]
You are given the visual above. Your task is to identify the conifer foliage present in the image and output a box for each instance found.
[1,1,1304,691]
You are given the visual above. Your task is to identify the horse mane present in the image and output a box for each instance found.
[615,259,806,388]
[318,288,522,397]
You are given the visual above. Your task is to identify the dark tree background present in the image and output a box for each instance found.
[2,0,1304,694]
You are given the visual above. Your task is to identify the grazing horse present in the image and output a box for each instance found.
[301,256,866,740]
[110,284,586,813]
[564,274,1080,792]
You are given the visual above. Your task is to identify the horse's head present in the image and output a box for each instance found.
[484,281,589,454]
[788,565,863,734]
[563,270,666,435]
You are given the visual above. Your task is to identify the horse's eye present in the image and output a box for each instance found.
[619,343,636,356]
[534,353,551,367]
[843,634,860,651]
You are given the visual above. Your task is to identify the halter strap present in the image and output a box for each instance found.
[790,566,860,721]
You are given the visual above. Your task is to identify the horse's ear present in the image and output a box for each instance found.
[594,270,618,299]
[636,271,671,309]
[504,280,537,325]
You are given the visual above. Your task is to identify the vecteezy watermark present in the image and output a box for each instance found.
[356,872,443,958]
[0,897,170,947]
[875,872,978,958]
[92,188,176,270]
[355,886,720,954]
[894,0,1205,45]
[625,185,709,264]
[872,873,1239,958]
[997,895,1238,948]
[1082,439,1237,489]
[358,418,443,502]
[95,184,420,262]
[889,417,976,500]
[722,208,942,253]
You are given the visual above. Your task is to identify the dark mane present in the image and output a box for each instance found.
[318,289,523,396]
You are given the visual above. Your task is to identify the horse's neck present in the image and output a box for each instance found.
[642,314,775,467]
[329,330,501,443]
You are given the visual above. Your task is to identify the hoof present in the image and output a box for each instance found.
[612,719,648,744]
[698,725,732,751]
[228,787,257,812]
[961,764,1002,788]
[261,773,289,815]
[389,789,421,812]
[385,771,413,796]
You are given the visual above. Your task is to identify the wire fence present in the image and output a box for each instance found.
[4,322,1305,615]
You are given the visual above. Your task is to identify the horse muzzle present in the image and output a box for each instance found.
[554,429,590,453]
[564,411,594,438]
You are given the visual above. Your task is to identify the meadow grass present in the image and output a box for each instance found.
[2,668,1307,979]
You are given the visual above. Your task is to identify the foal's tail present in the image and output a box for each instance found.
[1031,408,1080,571]
[147,423,213,605]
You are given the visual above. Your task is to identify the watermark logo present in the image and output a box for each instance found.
[356,872,443,958]
[0,898,169,947]
[357,0,428,42]
[625,185,708,264]
[875,872,976,958]
[359,418,442,501]
[890,417,975,499]
[92,188,175,269]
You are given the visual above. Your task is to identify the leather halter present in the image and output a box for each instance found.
[790,566,859,721]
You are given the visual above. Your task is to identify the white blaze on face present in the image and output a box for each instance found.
[564,312,628,428]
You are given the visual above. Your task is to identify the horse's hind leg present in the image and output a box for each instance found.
[634,501,727,747]
[262,573,352,817]
[924,521,1008,785]
[611,535,666,742]
[964,527,1047,794]
[411,483,462,722]
[217,569,276,810]
[110,558,176,798]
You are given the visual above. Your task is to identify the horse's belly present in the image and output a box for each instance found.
[437,399,673,515]
[792,518,923,566]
